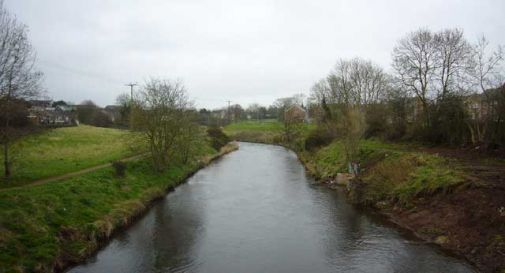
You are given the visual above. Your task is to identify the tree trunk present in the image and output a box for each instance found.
[467,122,476,144]
[3,141,10,178]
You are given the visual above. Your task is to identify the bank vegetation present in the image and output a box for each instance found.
[0,76,237,272]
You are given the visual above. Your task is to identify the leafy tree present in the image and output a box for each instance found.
[76,100,98,125]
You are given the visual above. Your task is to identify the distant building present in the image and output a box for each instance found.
[465,89,502,122]
[284,105,309,123]
[104,105,121,123]
[27,100,77,126]
[211,109,227,120]
[405,97,425,123]
[401,89,501,124]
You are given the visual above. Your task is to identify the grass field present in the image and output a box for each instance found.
[224,119,284,133]
[224,119,314,144]
[0,125,144,187]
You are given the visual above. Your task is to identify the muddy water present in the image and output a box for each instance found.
[68,142,474,273]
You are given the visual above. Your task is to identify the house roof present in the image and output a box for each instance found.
[285,104,306,113]
[104,105,121,113]
[56,105,75,112]
[29,100,52,107]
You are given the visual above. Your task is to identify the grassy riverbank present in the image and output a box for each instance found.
[0,125,144,187]
[224,119,314,144]
[225,120,505,272]
[299,140,466,205]
[224,119,284,144]
[0,125,238,273]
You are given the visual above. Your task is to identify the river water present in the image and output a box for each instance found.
[69,142,474,273]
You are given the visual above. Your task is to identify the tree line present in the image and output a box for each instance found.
[307,28,504,152]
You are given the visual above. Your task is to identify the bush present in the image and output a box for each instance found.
[112,161,127,177]
[304,127,334,151]
[92,111,113,128]
[365,103,390,138]
[428,95,470,145]
[207,127,230,150]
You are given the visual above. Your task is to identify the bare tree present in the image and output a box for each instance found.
[327,59,354,104]
[309,78,331,105]
[471,36,504,93]
[229,104,244,122]
[130,79,201,171]
[247,103,261,121]
[434,29,473,100]
[392,29,438,127]
[326,58,389,106]
[350,58,389,104]
[466,36,505,144]
[0,1,43,179]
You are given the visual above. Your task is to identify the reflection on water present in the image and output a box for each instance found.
[69,142,474,273]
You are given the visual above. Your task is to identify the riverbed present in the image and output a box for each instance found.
[68,142,475,273]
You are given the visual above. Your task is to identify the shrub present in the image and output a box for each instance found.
[207,127,230,150]
[365,103,390,138]
[93,110,114,128]
[305,128,334,150]
[112,161,127,177]
[428,95,470,145]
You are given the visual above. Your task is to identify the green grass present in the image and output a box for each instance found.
[224,119,283,134]
[301,141,346,179]
[0,125,144,187]
[224,119,314,144]
[301,139,466,205]
[224,120,284,144]
[0,143,222,273]
[393,155,465,203]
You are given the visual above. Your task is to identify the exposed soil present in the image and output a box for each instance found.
[386,146,505,272]
[384,186,505,272]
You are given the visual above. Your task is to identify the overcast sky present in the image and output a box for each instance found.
[5,0,505,109]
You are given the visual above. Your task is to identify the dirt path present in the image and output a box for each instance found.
[0,154,147,192]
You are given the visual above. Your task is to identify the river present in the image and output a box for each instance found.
[68,142,474,273]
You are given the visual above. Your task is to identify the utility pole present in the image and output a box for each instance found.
[125,82,138,101]
[226,100,232,124]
